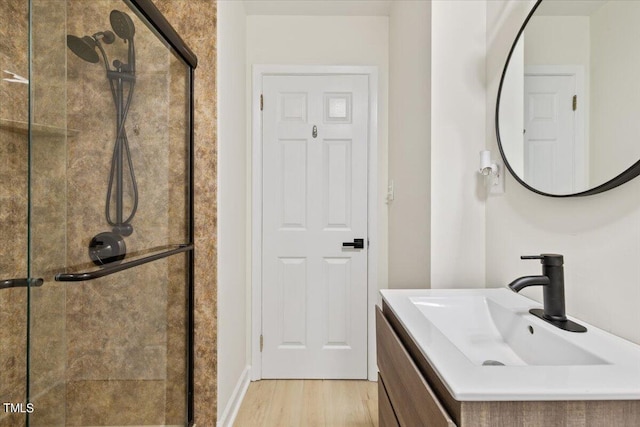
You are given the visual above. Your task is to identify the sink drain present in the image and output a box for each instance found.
[482,359,505,366]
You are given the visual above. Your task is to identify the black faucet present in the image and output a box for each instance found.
[508,254,586,333]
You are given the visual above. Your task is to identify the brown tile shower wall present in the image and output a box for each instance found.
[28,1,70,424]
[20,0,192,424]
[0,0,75,423]
[0,0,70,423]
[0,99,29,424]
[0,1,29,426]
[0,0,216,425]
[165,54,190,424]
[153,0,219,424]
[38,0,192,424]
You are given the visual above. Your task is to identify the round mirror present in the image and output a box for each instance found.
[497,0,640,196]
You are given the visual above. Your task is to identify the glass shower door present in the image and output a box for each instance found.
[0,1,30,426]
[26,0,195,425]
[27,0,72,423]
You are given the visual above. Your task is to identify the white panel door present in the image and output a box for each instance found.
[524,74,576,194]
[262,74,369,379]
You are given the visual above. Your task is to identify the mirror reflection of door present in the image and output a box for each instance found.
[524,68,586,194]
[496,0,640,196]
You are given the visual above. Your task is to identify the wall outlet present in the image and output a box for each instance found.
[386,180,395,204]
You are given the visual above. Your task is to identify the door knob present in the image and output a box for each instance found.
[342,238,364,249]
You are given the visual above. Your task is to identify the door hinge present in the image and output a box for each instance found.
[367,239,370,248]
[572,95,577,111]
[260,334,263,352]
[260,94,264,111]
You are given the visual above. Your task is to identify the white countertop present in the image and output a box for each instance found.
[380,288,640,401]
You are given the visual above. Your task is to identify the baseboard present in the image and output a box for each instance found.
[217,365,251,427]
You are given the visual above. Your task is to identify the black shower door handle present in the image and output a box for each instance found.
[55,244,193,282]
[342,238,364,249]
[0,278,44,290]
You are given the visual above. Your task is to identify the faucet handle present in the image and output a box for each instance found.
[521,254,564,266]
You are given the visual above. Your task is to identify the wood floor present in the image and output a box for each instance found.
[233,380,379,427]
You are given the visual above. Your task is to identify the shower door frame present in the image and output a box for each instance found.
[128,2,197,424]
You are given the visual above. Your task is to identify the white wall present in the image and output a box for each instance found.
[246,14,390,290]
[430,0,487,289]
[498,36,524,176]
[217,1,249,424]
[525,16,590,66]
[388,0,431,288]
[590,1,640,186]
[485,0,640,346]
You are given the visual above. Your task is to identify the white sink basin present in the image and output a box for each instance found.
[410,295,606,366]
[381,288,640,401]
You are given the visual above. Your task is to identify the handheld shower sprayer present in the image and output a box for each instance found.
[66,10,138,266]
[110,10,136,73]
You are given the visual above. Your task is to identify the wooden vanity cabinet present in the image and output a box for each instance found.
[376,305,455,427]
[376,302,640,427]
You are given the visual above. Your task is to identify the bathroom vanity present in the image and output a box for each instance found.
[376,289,640,427]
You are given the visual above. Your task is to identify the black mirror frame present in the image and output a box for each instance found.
[495,0,640,197]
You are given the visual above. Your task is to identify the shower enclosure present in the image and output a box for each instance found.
[0,0,196,425]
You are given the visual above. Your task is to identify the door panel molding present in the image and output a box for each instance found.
[251,65,379,381]
[524,65,587,192]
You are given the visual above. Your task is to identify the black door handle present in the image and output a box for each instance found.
[342,238,364,249]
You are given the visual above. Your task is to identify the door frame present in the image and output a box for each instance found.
[251,65,379,381]
[524,64,587,191]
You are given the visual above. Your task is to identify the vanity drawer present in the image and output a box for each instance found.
[378,374,400,427]
[376,306,456,427]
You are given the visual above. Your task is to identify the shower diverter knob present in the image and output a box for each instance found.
[89,231,126,266]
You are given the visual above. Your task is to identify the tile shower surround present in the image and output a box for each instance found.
[0,0,218,425]
[155,0,218,424]
[0,0,29,426]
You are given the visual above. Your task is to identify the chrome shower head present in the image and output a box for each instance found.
[66,35,100,63]
[110,10,135,40]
